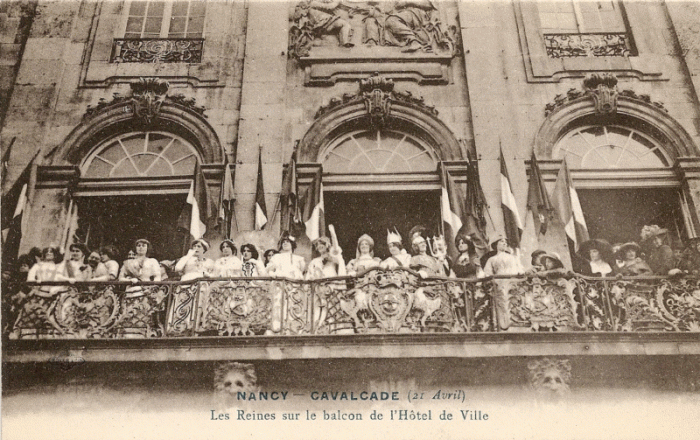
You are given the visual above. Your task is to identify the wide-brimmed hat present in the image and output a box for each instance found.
[617,242,641,258]
[578,239,613,261]
[540,252,564,269]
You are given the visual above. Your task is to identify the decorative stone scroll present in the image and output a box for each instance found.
[111,38,204,63]
[543,33,631,58]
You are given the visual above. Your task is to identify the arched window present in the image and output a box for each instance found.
[553,125,670,169]
[321,129,437,174]
[82,132,199,177]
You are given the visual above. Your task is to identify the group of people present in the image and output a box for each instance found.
[7,225,700,287]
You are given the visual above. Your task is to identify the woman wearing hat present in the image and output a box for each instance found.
[380,229,411,270]
[539,252,567,277]
[175,239,215,281]
[119,239,162,283]
[644,228,676,275]
[614,242,652,276]
[346,234,381,276]
[453,232,484,278]
[267,233,306,279]
[577,239,614,277]
[213,239,243,277]
[483,237,523,276]
[306,235,346,279]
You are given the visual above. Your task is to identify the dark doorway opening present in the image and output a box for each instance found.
[76,195,188,261]
[578,188,685,245]
[325,191,441,260]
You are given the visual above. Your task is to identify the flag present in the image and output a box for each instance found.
[500,149,523,248]
[178,161,214,240]
[440,163,464,258]
[526,151,554,236]
[551,159,589,251]
[218,161,235,238]
[1,150,34,268]
[254,150,267,230]
[281,150,302,233]
[302,167,324,241]
[464,152,489,256]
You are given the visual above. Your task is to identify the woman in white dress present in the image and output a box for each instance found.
[119,239,162,283]
[267,234,306,279]
[213,239,243,277]
[380,229,411,269]
[27,247,63,282]
[175,239,215,281]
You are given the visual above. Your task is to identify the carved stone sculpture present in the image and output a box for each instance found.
[290,0,354,57]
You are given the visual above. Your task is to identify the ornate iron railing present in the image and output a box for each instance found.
[5,269,699,339]
[543,33,631,58]
[111,38,204,63]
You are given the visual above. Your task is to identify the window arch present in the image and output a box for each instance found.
[321,129,437,174]
[553,124,671,169]
[82,131,199,178]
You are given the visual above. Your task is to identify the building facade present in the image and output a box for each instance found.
[2,0,700,437]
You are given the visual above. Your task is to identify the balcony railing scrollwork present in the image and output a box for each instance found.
[5,269,699,340]
[111,38,204,63]
[543,33,631,58]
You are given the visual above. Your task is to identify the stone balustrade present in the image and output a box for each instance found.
[6,269,699,339]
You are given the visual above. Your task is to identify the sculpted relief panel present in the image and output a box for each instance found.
[289,0,459,85]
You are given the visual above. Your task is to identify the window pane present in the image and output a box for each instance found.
[187,17,204,36]
[144,16,162,34]
[125,17,144,34]
[190,1,206,17]
[130,1,147,16]
[147,1,165,17]
[171,1,189,16]
[169,17,186,35]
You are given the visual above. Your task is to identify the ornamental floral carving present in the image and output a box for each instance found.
[82,78,207,122]
[544,74,667,117]
[315,73,438,125]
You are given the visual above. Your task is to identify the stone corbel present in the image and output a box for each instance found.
[583,73,619,116]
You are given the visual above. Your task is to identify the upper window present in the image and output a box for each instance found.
[553,125,670,169]
[125,0,205,39]
[321,130,436,174]
[538,0,626,33]
[82,132,199,178]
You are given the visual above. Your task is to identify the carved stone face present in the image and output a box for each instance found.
[214,362,258,395]
[528,359,571,396]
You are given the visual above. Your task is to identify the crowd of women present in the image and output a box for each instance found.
[7,224,700,286]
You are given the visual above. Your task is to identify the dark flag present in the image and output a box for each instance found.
[500,149,523,248]
[1,150,37,267]
[218,160,235,238]
[254,150,267,230]
[526,151,554,236]
[464,152,489,256]
[281,150,302,233]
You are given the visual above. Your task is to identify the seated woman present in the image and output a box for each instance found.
[577,239,613,277]
[27,246,63,282]
[267,233,306,279]
[346,234,381,276]
[119,239,162,283]
[380,229,411,269]
[213,239,243,277]
[409,232,444,278]
[240,243,266,277]
[452,233,484,279]
[99,245,120,281]
[614,242,652,276]
[175,239,215,281]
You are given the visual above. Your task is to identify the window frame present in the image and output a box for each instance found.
[120,0,206,40]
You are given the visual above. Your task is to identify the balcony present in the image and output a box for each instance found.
[4,269,699,362]
[543,32,632,57]
[110,38,204,63]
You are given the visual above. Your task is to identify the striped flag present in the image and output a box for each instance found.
[254,150,267,230]
[526,151,554,236]
[302,168,324,241]
[218,161,235,238]
[1,150,36,268]
[551,159,589,251]
[178,161,214,240]
[500,149,523,248]
[440,163,464,258]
